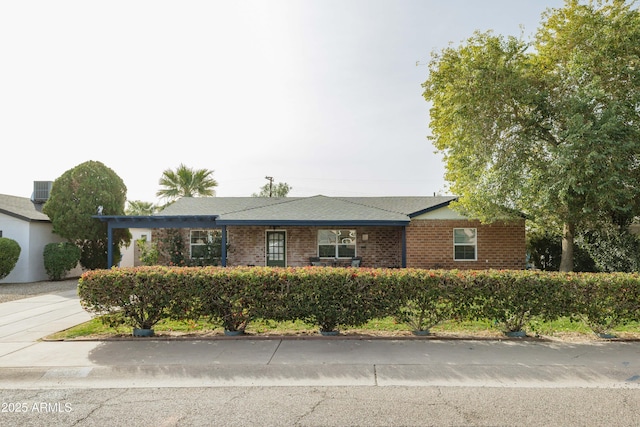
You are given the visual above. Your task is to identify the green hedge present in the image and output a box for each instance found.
[78,266,640,336]
[0,237,21,280]
[43,242,81,280]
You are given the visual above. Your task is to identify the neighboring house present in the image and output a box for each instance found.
[97,195,526,270]
[0,185,83,283]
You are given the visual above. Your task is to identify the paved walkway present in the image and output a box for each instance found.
[1,288,640,390]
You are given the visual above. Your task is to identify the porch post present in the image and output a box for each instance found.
[221,225,227,267]
[401,226,406,268]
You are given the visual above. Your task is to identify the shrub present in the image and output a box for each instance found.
[136,238,159,266]
[570,272,640,335]
[76,266,640,337]
[196,267,260,332]
[0,237,21,280]
[394,269,457,332]
[464,270,569,334]
[43,242,81,280]
[289,267,392,333]
[79,266,185,330]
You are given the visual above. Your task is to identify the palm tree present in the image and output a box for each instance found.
[156,164,218,202]
[126,200,158,216]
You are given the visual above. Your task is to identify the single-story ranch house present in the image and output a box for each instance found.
[98,195,526,270]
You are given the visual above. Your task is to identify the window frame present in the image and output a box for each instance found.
[190,229,218,259]
[317,229,357,259]
[453,228,477,261]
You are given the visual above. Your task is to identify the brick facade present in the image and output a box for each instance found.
[405,219,526,270]
[227,226,401,268]
[153,219,525,270]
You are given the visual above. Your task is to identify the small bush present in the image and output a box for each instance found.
[136,238,159,266]
[394,269,457,332]
[43,242,81,280]
[570,272,640,335]
[288,268,393,332]
[79,266,185,330]
[0,237,21,280]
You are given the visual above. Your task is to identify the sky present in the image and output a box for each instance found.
[1,0,565,204]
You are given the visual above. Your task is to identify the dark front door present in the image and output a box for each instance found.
[266,231,286,267]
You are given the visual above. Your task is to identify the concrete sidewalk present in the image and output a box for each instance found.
[1,289,640,389]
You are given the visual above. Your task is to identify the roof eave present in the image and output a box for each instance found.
[407,198,458,218]
[0,208,50,223]
[92,215,219,229]
[216,219,410,227]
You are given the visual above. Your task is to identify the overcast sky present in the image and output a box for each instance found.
[1,0,564,204]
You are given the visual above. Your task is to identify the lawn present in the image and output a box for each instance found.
[45,316,640,341]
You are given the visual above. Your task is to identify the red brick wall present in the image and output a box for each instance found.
[227,226,401,267]
[405,219,526,270]
[154,220,525,270]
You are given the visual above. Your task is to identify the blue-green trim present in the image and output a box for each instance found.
[215,220,410,226]
[94,215,409,268]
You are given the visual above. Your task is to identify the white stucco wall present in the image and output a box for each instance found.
[0,213,82,283]
[120,229,152,267]
[0,213,31,283]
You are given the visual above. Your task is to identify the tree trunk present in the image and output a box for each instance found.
[559,222,575,272]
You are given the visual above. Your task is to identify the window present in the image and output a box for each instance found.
[190,230,222,259]
[454,228,477,261]
[318,229,356,258]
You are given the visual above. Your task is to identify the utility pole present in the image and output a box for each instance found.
[265,176,274,197]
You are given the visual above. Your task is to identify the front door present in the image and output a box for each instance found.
[266,231,286,267]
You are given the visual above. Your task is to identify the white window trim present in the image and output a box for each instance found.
[190,229,215,259]
[453,228,477,261]
[317,229,357,259]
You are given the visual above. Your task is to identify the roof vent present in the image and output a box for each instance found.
[32,181,53,204]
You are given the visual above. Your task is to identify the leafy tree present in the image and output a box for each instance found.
[0,237,20,280]
[42,160,130,269]
[422,0,640,271]
[581,225,640,272]
[527,230,597,272]
[251,182,292,197]
[156,164,218,202]
[126,200,158,216]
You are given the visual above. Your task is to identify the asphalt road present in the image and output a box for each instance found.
[1,386,639,427]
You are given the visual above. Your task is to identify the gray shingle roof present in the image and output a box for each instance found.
[157,195,456,224]
[0,194,50,222]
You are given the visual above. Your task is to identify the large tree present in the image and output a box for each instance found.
[156,164,218,202]
[252,182,292,198]
[42,160,131,269]
[422,0,640,271]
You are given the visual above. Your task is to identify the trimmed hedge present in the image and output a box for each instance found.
[78,266,640,336]
[43,242,81,280]
[0,237,21,280]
